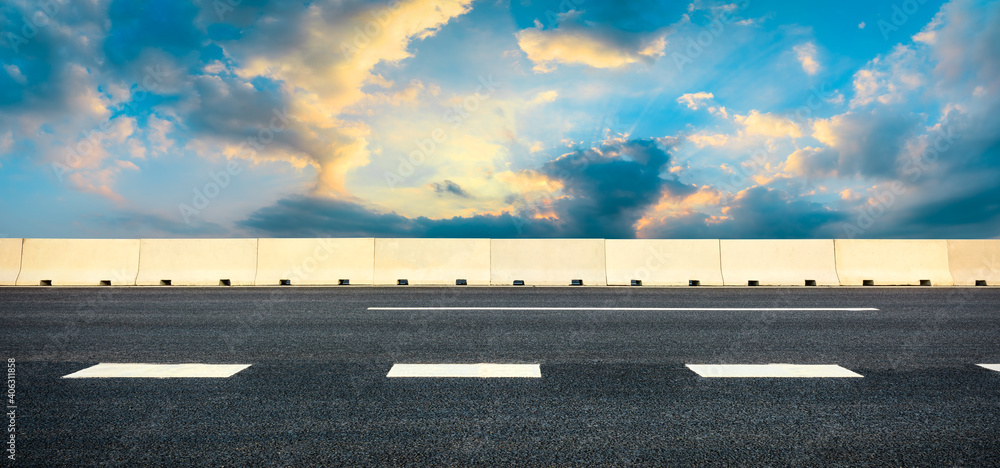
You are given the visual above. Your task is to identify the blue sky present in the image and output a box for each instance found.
[1,0,998,239]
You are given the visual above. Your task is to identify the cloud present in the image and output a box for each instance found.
[86,210,230,237]
[0,131,12,155]
[889,180,1000,238]
[839,188,862,201]
[677,92,714,110]
[115,160,139,171]
[516,12,668,72]
[804,0,1000,238]
[103,0,202,65]
[733,110,802,138]
[5,0,1000,242]
[677,91,728,118]
[243,137,693,238]
[810,110,920,179]
[67,168,126,204]
[687,132,729,147]
[528,90,559,106]
[3,64,27,85]
[793,42,820,75]
[240,195,566,238]
[643,186,847,238]
[431,180,473,198]
[849,46,924,107]
[536,137,692,237]
[199,0,476,197]
[780,146,839,178]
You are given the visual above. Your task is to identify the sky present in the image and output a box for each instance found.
[0,0,998,239]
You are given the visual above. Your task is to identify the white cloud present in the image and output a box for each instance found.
[0,131,12,155]
[687,132,730,148]
[912,30,936,44]
[516,13,668,72]
[528,90,559,106]
[3,64,27,85]
[733,111,802,138]
[793,42,820,75]
[115,160,140,171]
[780,146,839,178]
[677,92,715,110]
[850,45,924,107]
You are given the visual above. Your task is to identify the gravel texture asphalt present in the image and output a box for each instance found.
[2,286,999,466]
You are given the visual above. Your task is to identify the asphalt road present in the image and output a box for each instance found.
[2,287,999,466]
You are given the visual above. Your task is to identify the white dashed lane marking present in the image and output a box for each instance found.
[386,363,542,378]
[369,307,879,312]
[62,363,252,379]
[977,364,1000,372]
[686,364,864,378]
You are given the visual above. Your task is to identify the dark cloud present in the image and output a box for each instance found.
[647,186,848,239]
[85,211,230,237]
[717,186,847,238]
[822,109,922,179]
[184,74,292,140]
[239,196,562,238]
[104,0,203,64]
[242,138,697,238]
[842,0,1000,239]
[0,1,106,111]
[892,180,1000,238]
[240,197,417,237]
[242,183,852,240]
[431,180,473,198]
[847,131,1000,239]
[539,138,693,238]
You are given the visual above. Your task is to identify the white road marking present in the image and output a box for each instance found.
[369,307,878,311]
[386,363,541,378]
[977,364,1000,372]
[62,363,252,379]
[686,364,863,378]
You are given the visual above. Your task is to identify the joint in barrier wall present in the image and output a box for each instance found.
[947,240,1000,286]
[834,239,953,286]
[0,239,23,286]
[255,238,374,285]
[606,239,722,286]
[16,239,140,286]
[374,238,490,285]
[721,239,839,286]
[491,239,607,286]
[136,239,258,286]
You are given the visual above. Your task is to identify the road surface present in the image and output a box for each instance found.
[2,287,999,465]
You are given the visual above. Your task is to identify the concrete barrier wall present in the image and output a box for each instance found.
[721,239,839,286]
[255,238,374,285]
[374,238,490,285]
[0,239,22,286]
[491,239,606,286]
[136,239,258,286]
[16,239,141,286]
[8,237,999,287]
[835,239,954,286]
[605,239,722,286]
[947,240,1000,285]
